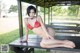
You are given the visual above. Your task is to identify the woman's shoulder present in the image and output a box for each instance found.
[24,16,29,22]
[24,16,29,19]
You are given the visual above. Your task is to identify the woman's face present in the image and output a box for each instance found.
[29,9,35,17]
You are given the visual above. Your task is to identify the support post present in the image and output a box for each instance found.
[44,0,46,24]
[17,0,23,40]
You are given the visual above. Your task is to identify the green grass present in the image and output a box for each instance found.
[0,29,19,44]
[0,29,20,53]
[0,28,47,53]
[8,49,49,53]
[0,28,34,44]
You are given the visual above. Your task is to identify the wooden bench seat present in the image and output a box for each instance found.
[46,25,80,30]
[50,22,80,27]
[46,25,80,34]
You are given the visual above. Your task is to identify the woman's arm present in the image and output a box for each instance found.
[24,18,29,41]
[37,15,53,39]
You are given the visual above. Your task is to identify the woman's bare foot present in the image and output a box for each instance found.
[64,40,75,48]
[63,44,74,48]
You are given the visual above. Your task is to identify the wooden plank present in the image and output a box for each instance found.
[46,24,80,34]
[55,30,79,34]
[51,22,80,25]
[46,25,80,31]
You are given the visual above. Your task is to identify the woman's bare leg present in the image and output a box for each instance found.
[41,38,75,48]
[40,38,75,48]
[40,27,75,48]
[40,41,73,48]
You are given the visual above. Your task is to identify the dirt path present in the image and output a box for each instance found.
[0,17,19,34]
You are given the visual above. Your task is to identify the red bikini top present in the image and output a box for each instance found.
[27,19,41,30]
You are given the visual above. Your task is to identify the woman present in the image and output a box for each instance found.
[24,5,75,48]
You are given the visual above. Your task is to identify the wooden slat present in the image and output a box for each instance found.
[55,30,79,34]
[51,22,80,25]
[49,22,80,34]
[46,25,80,30]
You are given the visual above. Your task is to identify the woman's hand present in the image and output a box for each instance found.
[20,37,28,43]
[44,35,54,40]
[20,40,28,43]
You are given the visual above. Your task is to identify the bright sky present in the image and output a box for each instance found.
[1,0,35,10]
[1,0,17,9]
[2,0,17,5]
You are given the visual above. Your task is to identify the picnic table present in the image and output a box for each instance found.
[9,34,80,53]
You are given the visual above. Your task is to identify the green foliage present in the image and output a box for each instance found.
[68,5,80,16]
[40,5,80,17]
[8,49,15,53]
[8,5,18,13]
[52,6,62,15]
[40,7,48,14]
[40,6,62,15]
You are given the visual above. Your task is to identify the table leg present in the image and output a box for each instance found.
[28,48,34,53]
[10,46,24,53]
[10,46,34,53]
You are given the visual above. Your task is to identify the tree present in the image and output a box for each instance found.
[52,6,62,15]
[0,0,6,18]
[0,1,2,17]
[40,7,48,14]
[68,5,80,16]
[8,5,18,13]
